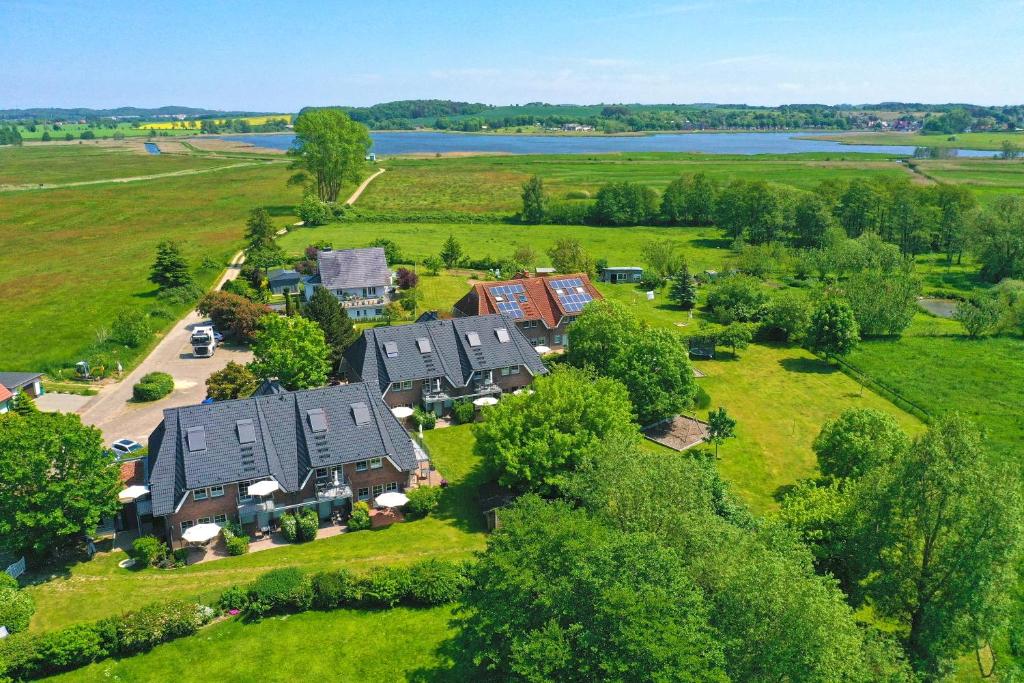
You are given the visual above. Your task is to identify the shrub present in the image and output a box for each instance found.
[219,585,249,612]
[348,501,371,531]
[706,274,770,323]
[564,189,590,199]
[132,372,174,402]
[297,194,332,226]
[33,623,107,675]
[452,400,476,424]
[280,514,298,542]
[156,283,203,306]
[0,586,35,632]
[110,307,150,348]
[225,534,249,556]
[405,486,442,519]
[131,535,166,567]
[544,200,592,225]
[296,508,319,542]
[412,407,436,430]
[357,566,412,608]
[311,569,358,609]
[368,238,403,265]
[396,267,419,289]
[0,573,18,591]
[407,560,471,606]
[246,568,312,617]
[116,600,211,654]
[424,255,444,275]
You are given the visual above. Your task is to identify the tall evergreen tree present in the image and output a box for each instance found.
[670,265,698,310]
[244,207,276,251]
[302,286,359,370]
[439,234,464,268]
[149,240,195,291]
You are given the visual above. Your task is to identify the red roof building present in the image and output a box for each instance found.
[0,384,12,413]
[452,273,603,351]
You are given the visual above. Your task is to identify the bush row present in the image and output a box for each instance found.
[337,209,511,225]
[132,372,174,402]
[0,600,214,680]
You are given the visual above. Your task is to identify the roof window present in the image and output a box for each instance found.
[307,408,328,433]
[466,331,481,347]
[416,337,431,353]
[351,402,371,426]
[186,426,207,452]
[383,341,399,358]
[495,328,511,343]
[236,419,256,444]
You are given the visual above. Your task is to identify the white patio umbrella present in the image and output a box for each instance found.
[533,345,551,354]
[247,479,280,497]
[473,396,499,407]
[375,491,409,508]
[182,523,221,544]
[118,485,150,503]
[391,406,415,419]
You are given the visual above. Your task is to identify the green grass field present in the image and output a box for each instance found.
[16,122,203,140]
[51,606,455,682]
[25,428,485,631]
[804,130,1024,152]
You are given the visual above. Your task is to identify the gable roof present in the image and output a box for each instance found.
[316,248,391,290]
[0,385,11,404]
[344,314,548,389]
[0,372,43,391]
[146,382,416,517]
[452,273,602,329]
[267,268,301,284]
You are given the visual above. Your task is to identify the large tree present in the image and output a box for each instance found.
[546,237,593,275]
[205,361,259,401]
[520,175,546,223]
[453,495,729,682]
[0,412,121,557]
[660,172,717,225]
[244,207,276,251]
[805,296,860,360]
[149,240,194,291]
[971,194,1024,282]
[249,314,331,390]
[288,109,371,202]
[843,268,920,337]
[473,366,638,496]
[813,408,909,480]
[197,290,270,343]
[302,286,359,369]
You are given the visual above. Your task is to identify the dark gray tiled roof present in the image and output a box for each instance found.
[146,382,416,517]
[0,372,43,390]
[268,269,302,284]
[345,314,548,389]
[316,248,391,290]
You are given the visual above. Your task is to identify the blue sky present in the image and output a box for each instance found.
[2,0,1022,110]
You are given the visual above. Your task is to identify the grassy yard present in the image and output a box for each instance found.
[52,607,456,682]
[25,427,486,631]
[697,344,923,512]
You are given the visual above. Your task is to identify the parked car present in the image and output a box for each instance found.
[110,438,143,457]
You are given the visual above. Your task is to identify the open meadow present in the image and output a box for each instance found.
[803,130,1024,151]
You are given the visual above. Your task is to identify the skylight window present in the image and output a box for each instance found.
[416,337,432,353]
[495,328,511,343]
[383,340,399,358]
[186,426,207,452]
[351,402,371,426]
[307,408,328,433]
[236,419,256,444]
[466,331,481,347]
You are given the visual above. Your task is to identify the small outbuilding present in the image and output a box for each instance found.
[267,269,302,295]
[600,266,643,284]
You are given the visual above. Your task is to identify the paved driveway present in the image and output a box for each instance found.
[79,253,252,446]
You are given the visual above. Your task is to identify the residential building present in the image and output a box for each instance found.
[0,385,11,414]
[600,266,643,284]
[267,268,302,295]
[343,314,548,416]
[452,273,603,351]
[302,247,394,320]
[0,372,44,409]
[146,382,419,548]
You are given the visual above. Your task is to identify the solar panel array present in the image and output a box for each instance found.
[490,284,527,319]
[549,278,593,313]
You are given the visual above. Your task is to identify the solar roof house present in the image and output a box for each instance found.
[452,273,603,351]
[302,247,394,320]
[145,382,419,548]
[343,314,548,416]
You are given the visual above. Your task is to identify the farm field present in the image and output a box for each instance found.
[914,157,1024,204]
[25,429,485,631]
[51,606,455,682]
[359,152,913,213]
[0,156,302,372]
[15,123,201,140]
[0,143,232,186]
[803,130,1024,151]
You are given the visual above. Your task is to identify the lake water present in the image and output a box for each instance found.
[213,131,997,157]
[144,142,160,155]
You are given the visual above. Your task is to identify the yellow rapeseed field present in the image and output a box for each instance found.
[139,115,291,130]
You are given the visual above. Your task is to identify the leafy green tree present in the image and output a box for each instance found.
[0,412,121,557]
[473,366,639,496]
[971,194,1024,282]
[149,240,195,291]
[546,237,593,275]
[566,299,644,370]
[606,328,697,425]
[706,407,736,457]
[197,291,269,343]
[297,194,332,226]
[843,269,920,337]
[592,181,659,226]
[806,297,860,360]
[0,583,34,633]
[813,408,910,480]
[439,234,463,268]
[520,175,546,223]
[423,254,444,275]
[40,131,51,142]
[205,361,259,401]
[931,184,977,265]
[287,109,371,202]
[669,265,698,310]
[705,274,769,323]
[660,172,717,225]
[512,244,538,269]
[1000,139,1021,160]
[792,192,836,248]
[836,178,884,238]
[847,413,1023,677]
[249,314,331,390]
[244,208,276,251]
[454,495,728,682]
[640,239,684,281]
[717,322,755,357]
[302,286,359,368]
[368,238,403,265]
[761,288,811,343]
[953,292,1004,338]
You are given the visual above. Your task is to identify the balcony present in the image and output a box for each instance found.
[316,481,352,502]
[237,497,274,518]
[338,296,386,309]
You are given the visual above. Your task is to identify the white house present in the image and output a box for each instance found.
[303,247,394,320]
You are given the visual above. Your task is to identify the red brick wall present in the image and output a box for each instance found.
[344,458,412,503]
[165,483,243,546]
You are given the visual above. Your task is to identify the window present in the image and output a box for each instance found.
[198,516,212,525]
[501,366,509,376]
[238,480,257,502]
[180,520,195,533]
[532,337,545,346]
[384,482,398,492]
[357,487,370,501]
[553,334,563,345]
[508,365,520,375]
[209,485,224,498]
[355,460,368,472]
[193,488,208,501]
[213,514,227,525]
[372,484,384,496]
[391,380,413,392]
[375,308,383,316]
[370,457,383,470]
[316,467,329,482]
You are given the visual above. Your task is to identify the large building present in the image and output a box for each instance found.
[343,314,548,416]
[146,382,421,548]
[302,247,394,320]
[452,273,602,351]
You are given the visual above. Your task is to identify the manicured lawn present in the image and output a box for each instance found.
[51,606,456,682]
[25,429,485,631]
[697,343,923,512]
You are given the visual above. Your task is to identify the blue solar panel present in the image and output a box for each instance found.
[550,278,584,290]
[497,301,525,318]
[489,284,525,297]
[550,278,592,312]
